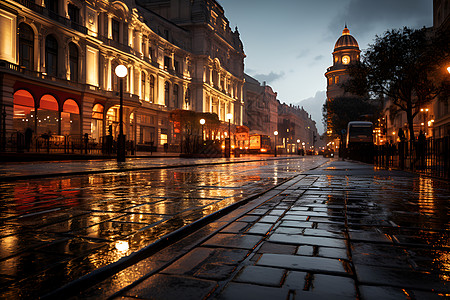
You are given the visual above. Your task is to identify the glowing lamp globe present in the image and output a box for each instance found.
[115,65,127,78]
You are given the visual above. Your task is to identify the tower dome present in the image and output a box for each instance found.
[334,26,359,51]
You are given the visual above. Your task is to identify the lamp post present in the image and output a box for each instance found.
[274,131,278,157]
[115,64,127,162]
[200,118,205,144]
[296,139,300,155]
[226,113,232,158]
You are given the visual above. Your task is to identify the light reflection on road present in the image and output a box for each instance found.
[0,157,326,299]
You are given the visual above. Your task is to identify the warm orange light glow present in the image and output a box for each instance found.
[115,240,129,252]
[260,148,267,152]
[447,66,450,74]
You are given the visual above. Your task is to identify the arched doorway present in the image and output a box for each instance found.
[61,99,80,136]
[106,105,120,139]
[91,104,104,143]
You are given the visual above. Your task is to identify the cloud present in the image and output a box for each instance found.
[314,55,324,61]
[327,0,432,39]
[252,71,285,84]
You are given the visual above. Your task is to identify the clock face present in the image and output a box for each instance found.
[342,55,350,64]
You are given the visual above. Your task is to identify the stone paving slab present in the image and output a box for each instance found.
[70,159,450,300]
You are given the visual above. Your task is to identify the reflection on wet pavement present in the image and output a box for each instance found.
[0,157,325,299]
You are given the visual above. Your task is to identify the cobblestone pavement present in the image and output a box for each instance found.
[0,156,327,299]
[73,160,450,300]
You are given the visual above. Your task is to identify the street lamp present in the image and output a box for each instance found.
[200,118,205,144]
[274,130,278,157]
[296,139,300,155]
[115,64,127,162]
[226,113,232,158]
[447,66,450,74]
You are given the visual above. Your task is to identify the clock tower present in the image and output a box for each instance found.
[324,26,361,138]
[325,25,361,101]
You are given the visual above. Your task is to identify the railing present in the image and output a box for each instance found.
[0,60,85,89]
[374,137,449,179]
[2,132,146,156]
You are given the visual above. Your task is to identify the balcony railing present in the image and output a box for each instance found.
[0,60,86,89]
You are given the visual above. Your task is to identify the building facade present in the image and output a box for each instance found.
[432,0,450,138]
[243,74,318,153]
[277,102,318,153]
[0,0,245,153]
[243,74,277,140]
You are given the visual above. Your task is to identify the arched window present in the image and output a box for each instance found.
[141,71,146,100]
[164,82,170,106]
[13,90,35,133]
[19,23,34,70]
[150,75,155,103]
[38,94,59,135]
[45,35,58,77]
[62,99,80,135]
[69,43,78,82]
[173,84,179,108]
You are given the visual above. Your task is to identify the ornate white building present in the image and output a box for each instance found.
[0,0,245,152]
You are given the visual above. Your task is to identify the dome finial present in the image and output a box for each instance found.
[342,24,350,35]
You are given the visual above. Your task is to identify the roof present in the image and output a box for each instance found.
[334,26,359,51]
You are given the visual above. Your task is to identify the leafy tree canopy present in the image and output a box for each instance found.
[345,27,450,140]
[323,96,379,142]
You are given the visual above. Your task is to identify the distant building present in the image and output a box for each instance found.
[277,102,318,153]
[243,74,277,139]
[0,0,244,153]
[243,74,318,153]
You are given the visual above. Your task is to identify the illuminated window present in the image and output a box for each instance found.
[38,94,59,135]
[13,90,35,133]
[91,104,104,142]
[19,23,34,70]
[62,99,80,135]
[335,76,339,84]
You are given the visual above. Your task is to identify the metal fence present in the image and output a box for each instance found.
[375,136,450,180]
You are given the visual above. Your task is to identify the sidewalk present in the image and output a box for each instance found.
[69,160,450,300]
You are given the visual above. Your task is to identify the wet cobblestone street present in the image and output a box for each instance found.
[74,160,449,300]
[0,156,326,299]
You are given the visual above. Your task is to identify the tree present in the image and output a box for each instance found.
[345,27,450,141]
[323,96,379,144]
[169,109,220,154]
